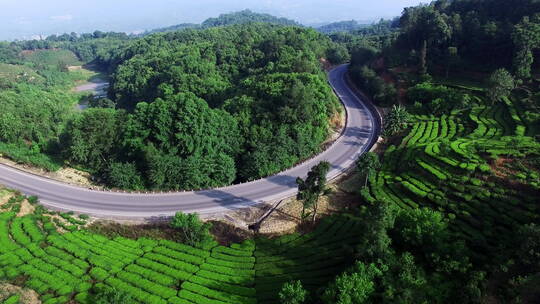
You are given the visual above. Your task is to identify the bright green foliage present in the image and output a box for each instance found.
[1,23,341,191]
[106,162,145,190]
[0,195,371,304]
[125,93,240,190]
[1,294,20,304]
[170,213,212,246]
[279,280,307,304]
[486,69,515,104]
[322,262,380,304]
[383,105,410,137]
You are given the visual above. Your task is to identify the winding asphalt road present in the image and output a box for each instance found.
[0,64,380,219]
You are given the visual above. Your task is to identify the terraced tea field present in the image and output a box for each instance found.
[0,192,360,304]
[362,94,540,251]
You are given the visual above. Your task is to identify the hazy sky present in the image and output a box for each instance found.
[0,0,426,40]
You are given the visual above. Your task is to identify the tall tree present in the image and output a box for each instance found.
[486,68,516,104]
[383,105,410,137]
[512,15,540,80]
[322,262,381,304]
[170,212,212,246]
[296,161,331,222]
[279,280,308,304]
[356,152,381,188]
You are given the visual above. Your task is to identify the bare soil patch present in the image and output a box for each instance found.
[0,283,40,304]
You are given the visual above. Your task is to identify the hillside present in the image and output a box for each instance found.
[316,20,365,34]
[343,0,540,301]
[145,10,300,35]
[0,23,346,192]
[0,1,539,304]
[201,10,299,28]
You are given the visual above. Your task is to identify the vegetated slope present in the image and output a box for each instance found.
[59,24,343,191]
[21,49,82,67]
[362,85,539,251]
[0,31,129,69]
[338,0,540,301]
[316,20,366,34]
[0,193,360,304]
[201,10,299,28]
[0,48,97,171]
[146,10,299,35]
[144,24,200,35]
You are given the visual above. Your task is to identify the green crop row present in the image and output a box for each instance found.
[152,246,205,265]
[116,271,177,299]
[10,217,32,246]
[105,277,167,304]
[200,263,255,278]
[21,216,45,242]
[124,263,176,286]
[196,269,253,286]
[206,256,254,269]
[188,275,256,297]
[182,281,256,304]
[135,257,194,281]
[144,252,199,273]
[159,239,210,258]
[178,289,229,304]
[210,251,256,264]
[213,246,254,257]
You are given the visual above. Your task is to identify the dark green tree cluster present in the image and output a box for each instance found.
[62,24,340,190]
[349,65,397,106]
[321,203,485,304]
[296,161,331,222]
[407,81,472,114]
[396,0,540,79]
[170,212,212,246]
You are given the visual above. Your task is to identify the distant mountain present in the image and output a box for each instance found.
[144,10,300,36]
[316,20,367,34]
[144,23,200,35]
[202,10,300,28]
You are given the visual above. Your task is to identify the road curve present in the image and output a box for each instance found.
[0,64,380,220]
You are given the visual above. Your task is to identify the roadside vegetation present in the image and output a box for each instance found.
[1,22,346,191]
[0,1,540,303]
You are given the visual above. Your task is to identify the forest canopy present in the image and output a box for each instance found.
[63,24,343,190]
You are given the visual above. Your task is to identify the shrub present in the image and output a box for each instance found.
[170,212,212,246]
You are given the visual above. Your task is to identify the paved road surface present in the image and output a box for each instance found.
[0,64,380,220]
[74,78,109,110]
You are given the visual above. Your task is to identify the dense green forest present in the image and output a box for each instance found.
[0,2,540,303]
[0,23,345,191]
[93,25,342,190]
